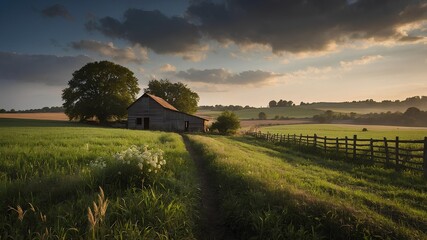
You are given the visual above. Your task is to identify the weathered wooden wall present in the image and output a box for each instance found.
[128,96,206,132]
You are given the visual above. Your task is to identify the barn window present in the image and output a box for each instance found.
[136,118,142,125]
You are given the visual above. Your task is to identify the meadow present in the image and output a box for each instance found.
[187,134,427,239]
[2,118,427,239]
[305,102,427,114]
[0,119,200,239]
[260,123,427,140]
[197,107,323,120]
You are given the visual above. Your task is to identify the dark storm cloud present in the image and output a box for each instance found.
[175,68,281,85]
[187,0,427,53]
[0,52,92,86]
[86,0,427,55]
[41,4,73,20]
[87,8,202,55]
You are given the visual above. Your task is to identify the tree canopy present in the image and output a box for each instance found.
[144,79,199,114]
[211,111,240,135]
[62,61,140,123]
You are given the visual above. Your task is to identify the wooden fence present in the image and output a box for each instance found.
[247,131,427,178]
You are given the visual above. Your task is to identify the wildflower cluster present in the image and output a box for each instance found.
[113,145,166,174]
[89,145,166,177]
[90,158,107,169]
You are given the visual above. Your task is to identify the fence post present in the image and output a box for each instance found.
[314,134,317,149]
[345,136,348,161]
[287,134,290,142]
[299,134,302,148]
[353,135,357,161]
[370,138,374,162]
[324,136,327,155]
[293,134,296,145]
[306,135,309,147]
[336,137,339,156]
[423,137,427,178]
[384,137,390,167]
[395,137,400,171]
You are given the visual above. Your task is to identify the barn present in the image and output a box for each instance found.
[127,93,208,132]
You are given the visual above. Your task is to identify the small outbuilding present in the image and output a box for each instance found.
[127,93,208,132]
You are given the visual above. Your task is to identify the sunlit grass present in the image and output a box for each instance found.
[0,119,200,239]
[260,123,427,140]
[187,134,427,239]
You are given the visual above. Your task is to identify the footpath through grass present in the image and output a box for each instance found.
[187,134,427,239]
[0,119,200,239]
[260,123,427,140]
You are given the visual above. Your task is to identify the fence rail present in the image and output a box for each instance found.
[247,131,427,178]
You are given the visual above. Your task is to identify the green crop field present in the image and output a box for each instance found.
[234,107,323,119]
[187,134,427,239]
[197,106,324,120]
[0,119,200,239]
[260,123,427,140]
[306,102,427,114]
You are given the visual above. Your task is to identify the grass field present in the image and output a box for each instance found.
[187,134,427,239]
[0,119,200,239]
[2,118,427,239]
[306,102,427,114]
[197,107,323,120]
[260,124,427,140]
[234,107,323,119]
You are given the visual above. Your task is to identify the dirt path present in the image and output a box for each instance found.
[182,135,234,240]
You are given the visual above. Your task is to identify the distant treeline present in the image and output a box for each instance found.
[199,105,255,111]
[313,107,427,127]
[0,106,64,113]
[355,107,427,127]
[268,100,295,107]
[269,96,427,108]
[308,96,427,107]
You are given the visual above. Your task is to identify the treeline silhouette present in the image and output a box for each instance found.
[313,107,427,127]
[0,106,64,113]
[269,100,295,107]
[269,96,427,108]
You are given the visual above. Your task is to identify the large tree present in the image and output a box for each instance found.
[144,79,199,114]
[62,61,140,123]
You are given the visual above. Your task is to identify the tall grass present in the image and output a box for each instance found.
[187,134,427,239]
[0,119,200,239]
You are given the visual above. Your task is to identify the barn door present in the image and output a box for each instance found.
[144,117,150,130]
[184,121,189,132]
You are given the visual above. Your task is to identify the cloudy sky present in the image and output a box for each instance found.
[1,0,427,110]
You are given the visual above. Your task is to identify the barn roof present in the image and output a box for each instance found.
[127,93,209,121]
[145,93,178,111]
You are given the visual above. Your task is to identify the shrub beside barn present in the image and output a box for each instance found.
[127,93,208,132]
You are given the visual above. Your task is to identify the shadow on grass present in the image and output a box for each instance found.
[186,136,422,240]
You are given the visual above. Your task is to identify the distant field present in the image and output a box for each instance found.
[234,107,323,119]
[0,119,200,238]
[195,110,220,120]
[198,102,427,120]
[240,119,313,130]
[260,124,427,140]
[304,102,427,114]
[0,112,68,120]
